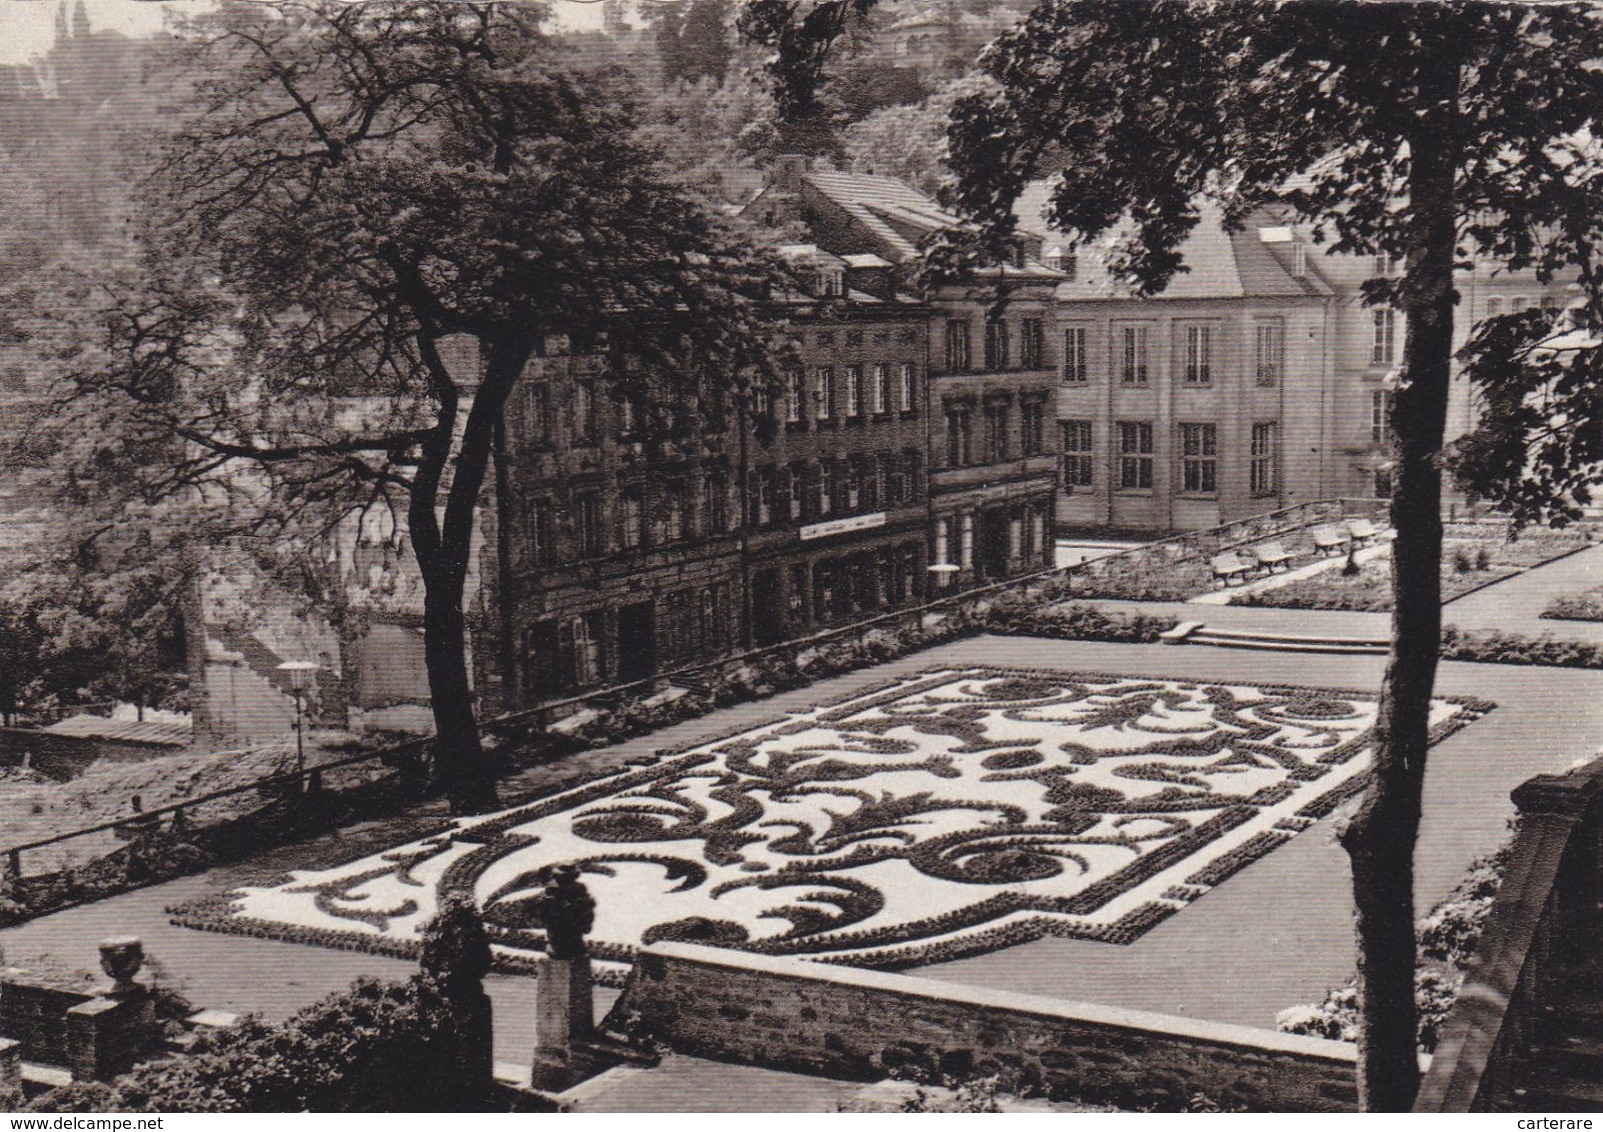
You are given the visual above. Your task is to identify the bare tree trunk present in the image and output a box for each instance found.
[1338,55,1460,1112]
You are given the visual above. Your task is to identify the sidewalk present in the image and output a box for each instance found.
[1444,542,1603,642]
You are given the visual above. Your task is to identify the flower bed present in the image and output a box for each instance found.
[1542,586,1603,623]
[1439,625,1603,669]
[1233,556,1518,612]
[179,668,1488,971]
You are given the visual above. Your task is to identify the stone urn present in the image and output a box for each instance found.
[98,937,145,994]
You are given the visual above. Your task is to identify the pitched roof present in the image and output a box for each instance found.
[1014,183,1331,301]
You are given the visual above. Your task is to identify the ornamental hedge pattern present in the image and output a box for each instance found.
[185,668,1489,970]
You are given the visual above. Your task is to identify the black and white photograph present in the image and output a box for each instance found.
[0,0,1601,1115]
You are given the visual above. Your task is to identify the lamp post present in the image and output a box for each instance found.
[276,661,319,786]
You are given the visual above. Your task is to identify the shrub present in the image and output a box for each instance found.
[28,976,498,1113]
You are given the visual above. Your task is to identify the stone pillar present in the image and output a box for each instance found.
[0,1037,21,1106]
[529,955,594,1090]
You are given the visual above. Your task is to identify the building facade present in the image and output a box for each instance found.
[1028,190,1577,536]
[475,161,1061,714]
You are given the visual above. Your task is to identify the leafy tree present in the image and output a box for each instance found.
[746,0,1603,1111]
[841,75,994,196]
[737,0,877,154]
[42,0,782,813]
[654,0,734,86]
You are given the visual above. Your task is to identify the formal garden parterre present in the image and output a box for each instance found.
[171,667,1491,978]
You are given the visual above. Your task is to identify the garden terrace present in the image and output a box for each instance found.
[1231,525,1593,613]
[175,667,1488,979]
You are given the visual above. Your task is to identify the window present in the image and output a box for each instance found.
[983,401,1010,462]
[1255,322,1284,385]
[1118,421,1154,489]
[945,404,973,466]
[872,363,890,415]
[526,498,555,563]
[944,319,971,373]
[787,563,808,623]
[785,370,803,425]
[860,455,879,509]
[1021,400,1045,456]
[1250,422,1279,496]
[1179,423,1218,494]
[898,363,915,412]
[575,491,603,556]
[883,452,904,507]
[827,460,848,514]
[787,463,804,521]
[814,367,834,422]
[615,391,637,439]
[984,319,1010,371]
[1485,296,1504,319]
[1062,327,1087,383]
[845,365,864,419]
[904,449,922,501]
[751,383,771,423]
[1184,326,1212,384]
[1021,318,1045,369]
[523,382,552,446]
[1061,420,1093,488]
[572,380,596,445]
[1372,307,1396,365]
[572,611,604,686]
[1371,389,1392,445]
[1511,295,1529,313]
[702,470,728,534]
[751,468,775,529]
[844,460,861,511]
[619,485,644,548]
[960,513,974,568]
[656,480,687,542]
[1120,326,1149,383]
[1376,253,1397,277]
[815,462,832,517]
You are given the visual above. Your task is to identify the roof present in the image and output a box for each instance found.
[42,715,190,748]
[1014,183,1332,301]
[841,253,893,269]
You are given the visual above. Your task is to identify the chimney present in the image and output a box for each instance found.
[769,154,812,194]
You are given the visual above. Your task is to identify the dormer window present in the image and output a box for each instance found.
[1043,247,1077,279]
[821,268,844,297]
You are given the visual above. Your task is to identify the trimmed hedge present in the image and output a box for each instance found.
[1440,625,1603,669]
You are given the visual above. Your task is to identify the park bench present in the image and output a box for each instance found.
[1345,517,1391,546]
[1311,525,1351,555]
[1250,541,1295,572]
[1210,552,1254,586]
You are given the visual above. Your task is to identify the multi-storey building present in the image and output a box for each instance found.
[746,245,933,646]
[473,161,1060,714]
[750,160,1062,594]
[1029,188,1576,535]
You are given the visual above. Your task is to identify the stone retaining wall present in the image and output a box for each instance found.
[608,942,1358,1112]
